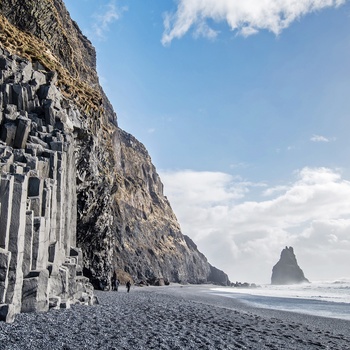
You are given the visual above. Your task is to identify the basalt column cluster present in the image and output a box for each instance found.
[0,48,94,323]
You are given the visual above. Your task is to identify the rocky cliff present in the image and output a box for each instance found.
[271,247,309,285]
[0,0,229,320]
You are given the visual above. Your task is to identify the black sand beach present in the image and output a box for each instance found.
[0,285,349,349]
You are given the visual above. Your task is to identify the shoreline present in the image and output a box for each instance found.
[208,286,350,321]
[150,284,350,332]
[0,284,349,349]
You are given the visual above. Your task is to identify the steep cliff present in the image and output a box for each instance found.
[271,247,309,285]
[0,0,229,296]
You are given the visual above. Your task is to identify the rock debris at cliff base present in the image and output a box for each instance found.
[0,286,349,350]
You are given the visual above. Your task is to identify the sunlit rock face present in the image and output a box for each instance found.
[0,0,229,318]
[271,246,310,285]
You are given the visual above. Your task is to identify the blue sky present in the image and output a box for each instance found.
[64,0,350,283]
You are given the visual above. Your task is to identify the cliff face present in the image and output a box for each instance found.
[271,247,309,285]
[0,0,229,298]
[0,0,98,86]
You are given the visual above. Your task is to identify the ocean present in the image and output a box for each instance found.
[211,279,350,321]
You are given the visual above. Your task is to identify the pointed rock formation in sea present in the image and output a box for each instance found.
[0,0,230,321]
[271,246,309,285]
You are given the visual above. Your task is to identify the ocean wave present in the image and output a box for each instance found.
[210,282,350,320]
[211,280,350,305]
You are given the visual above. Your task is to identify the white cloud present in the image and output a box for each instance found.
[161,170,248,205]
[162,0,346,45]
[193,22,219,40]
[310,134,336,142]
[263,185,289,197]
[160,167,350,283]
[92,1,127,40]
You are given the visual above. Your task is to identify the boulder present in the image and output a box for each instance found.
[0,303,15,323]
[49,296,61,310]
[154,278,165,286]
[271,246,309,285]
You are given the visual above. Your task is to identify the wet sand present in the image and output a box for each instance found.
[0,284,349,349]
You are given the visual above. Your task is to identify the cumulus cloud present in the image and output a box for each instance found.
[162,0,346,45]
[92,1,127,39]
[160,167,350,283]
[161,170,256,205]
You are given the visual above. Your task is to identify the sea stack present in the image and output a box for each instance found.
[271,246,309,285]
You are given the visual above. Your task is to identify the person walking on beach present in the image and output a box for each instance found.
[126,280,131,293]
[111,271,117,291]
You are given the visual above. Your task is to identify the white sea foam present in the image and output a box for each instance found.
[210,279,350,320]
[212,279,350,304]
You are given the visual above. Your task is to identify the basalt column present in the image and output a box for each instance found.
[0,48,95,322]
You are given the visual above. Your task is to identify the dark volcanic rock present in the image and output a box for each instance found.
[208,264,230,286]
[0,0,98,87]
[271,246,309,285]
[0,0,230,299]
